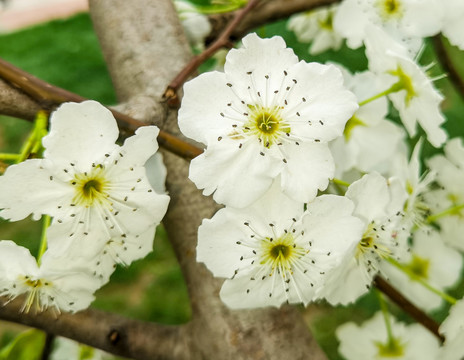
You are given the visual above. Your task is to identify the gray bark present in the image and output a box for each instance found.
[89,0,327,359]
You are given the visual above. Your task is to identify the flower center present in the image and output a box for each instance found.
[270,244,291,260]
[71,166,110,207]
[406,254,429,280]
[375,337,405,357]
[260,232,301,275]
[244,105,290,148]
[21,275,51,313]
[83,179,103,198]
[388,66,416,105]
[256,111,279,134]
[356,223,392,260]
[377,0,402,19]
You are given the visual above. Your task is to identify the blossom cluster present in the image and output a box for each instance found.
[0,101,170,313]
[177,0,464,355]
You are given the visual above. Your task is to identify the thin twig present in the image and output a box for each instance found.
[0,57,202,160]
[207,0,340,41]
[374,275,444,342]
[40,333,55,360]
[163,0,261,105]
[432,35,464,101]
[0,296,188,360]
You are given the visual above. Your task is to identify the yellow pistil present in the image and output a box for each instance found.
[244,105,290,148]
[388,66,416,106]
[317,11,333,31]
[260,233,302,277]
[377,0,403,20]
[343,115,366,141]
[21,276,52,313]
[71,166,110,207]
[406,254,430,280]
[356,223,391,260]
[375,337,405,357]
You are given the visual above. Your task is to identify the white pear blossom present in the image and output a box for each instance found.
[388,139,435,229]
[50,337,112,360]
[381,228,462,311]
[174,0,211,50]
[0,241,100,313]
[329,67,406,177]
[287,5,343,55]
[334,0,443,52]
[196,180,363,309]
[336,311,441,360]
[441,0,464,50]
[179,33,358,208]
[0,101,170,260]
[364,26,447,147]
[439,299,464,360]
[83,223,157,283]
[427,138,464,252]
[320,173,409,305]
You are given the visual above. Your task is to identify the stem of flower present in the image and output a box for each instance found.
[197,0,248,14]
[358,81,405,107]
[426,203,464,224]
[374,276,443,341]
[163,0,261,104]
[16,110,49,163]
[376,289,395,344]
[0,153,20,161]
[331,178,350,187]
[37,215,51,265]
[386,257,457,305]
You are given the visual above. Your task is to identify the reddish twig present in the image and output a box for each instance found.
[207,0,340,41]
[163,0,261,105]
[0,57,202,160]
[432,35,464,102]
[374,275,444,342]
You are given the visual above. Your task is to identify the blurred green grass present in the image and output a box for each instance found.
[1,11,464,360]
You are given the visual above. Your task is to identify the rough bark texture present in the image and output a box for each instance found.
[0,297,189,360]
[89,0,327,359]
[0,78,40,120]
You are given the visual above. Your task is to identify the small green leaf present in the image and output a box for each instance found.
[0,329,46,360]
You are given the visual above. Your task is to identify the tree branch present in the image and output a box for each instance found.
[89,0,328,359]
[207,0,340,42]
[163,0,261,104]
[432,35,464,101]
[0,57,202,161]
[374,276,444,342]
[0,296,189,360]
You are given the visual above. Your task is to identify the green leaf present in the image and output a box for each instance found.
[0,329,46,360]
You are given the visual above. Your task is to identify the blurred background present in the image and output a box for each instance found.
[1,1,464,359]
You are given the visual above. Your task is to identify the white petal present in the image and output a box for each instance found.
[197,209,252,279]
[178,71,235,145]
[280,142,334,203]
[346,172,390,222]
[0,159,74,221]
[0,240,38,278]
[220,275,284,309]
[224,33,299,94]
[285,62,358,142]
[145,153,168,194]
[43,101,119,171]
[189,139,278,208]
[117,126,160,167]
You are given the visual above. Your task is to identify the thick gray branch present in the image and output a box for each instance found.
[90,0,327,359]
[0,297,189,360]
[0,78,40,120]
